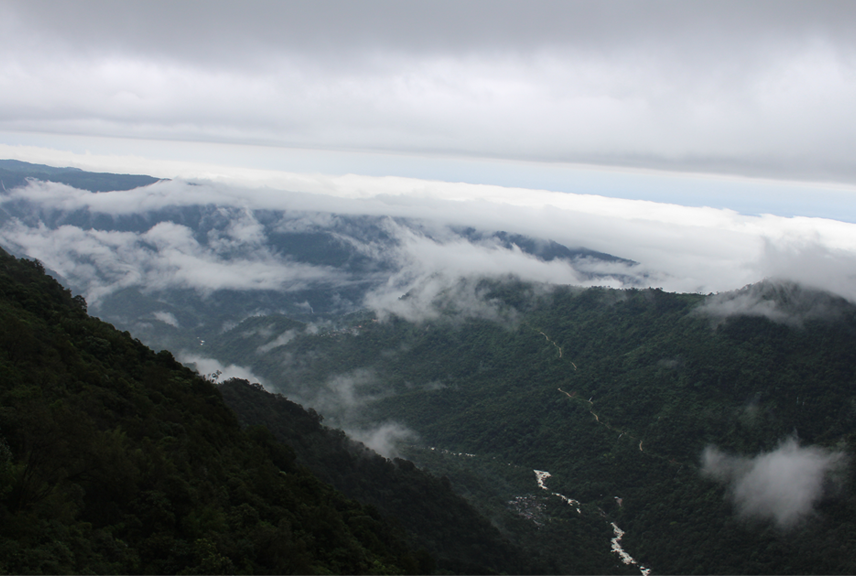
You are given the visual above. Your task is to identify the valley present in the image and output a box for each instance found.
[1,163,855,574]
[198,283,856,574]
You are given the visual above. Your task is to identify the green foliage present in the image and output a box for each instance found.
[213,282,856,574]
[220,378,539,575]
[0,247,422,574]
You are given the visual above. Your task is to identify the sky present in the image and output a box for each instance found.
[2,0,856,303]
[2,2,856,207]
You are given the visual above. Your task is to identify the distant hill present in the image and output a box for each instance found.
[0,159,161,192]
[0,160,639,355]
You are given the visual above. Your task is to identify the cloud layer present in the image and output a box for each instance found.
[2,1,856,184]
[4,175,856,315]
[702,438,847,529]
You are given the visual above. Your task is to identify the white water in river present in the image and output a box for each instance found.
[534,470,581,513]
[610,522,651,576]
[534,470,651,575]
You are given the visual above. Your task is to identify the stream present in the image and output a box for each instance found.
[533,470,651,576]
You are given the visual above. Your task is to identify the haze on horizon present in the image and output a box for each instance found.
[2,0,856,303]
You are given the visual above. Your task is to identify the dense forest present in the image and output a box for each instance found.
[202,279,856,574]
[219,379,545,574]
[0,246,432,574]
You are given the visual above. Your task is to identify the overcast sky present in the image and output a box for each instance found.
[2,1,856,215]
[3,0,856,304]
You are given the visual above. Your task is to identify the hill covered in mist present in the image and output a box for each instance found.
[0,161,647,355]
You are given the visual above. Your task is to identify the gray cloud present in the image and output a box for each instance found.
[2,2,856,183]
[696,280,852,326]
[5,175,856,312]
[701,438,847,529]
[345,422,416,459]
[179,353,267,386]
[5,2,855,64]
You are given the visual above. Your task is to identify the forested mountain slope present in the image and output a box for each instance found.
[202,280,856,574]
[0,246,426,574]
[219,378,545,574]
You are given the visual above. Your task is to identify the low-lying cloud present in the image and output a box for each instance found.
[696,280,851,325]
[362,222,614,322]
[701,438,847,529]
[284,367,418,458]
[153,310,179,328]
[256,329,298,354]
[179,353,267,387]
[345,422,417,459]
[4,174,856,318]
[0,205,349,306]
[293,368,384,422]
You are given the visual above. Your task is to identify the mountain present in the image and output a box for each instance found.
[0,246,429,574]
[0,161,640,354]
[219,378,546,574]
[198,280,856,574]
[4,162,856,574]
[0,159,161,193]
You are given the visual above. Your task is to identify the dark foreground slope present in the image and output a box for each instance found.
[220,378,544,575]
[0,247,425,574]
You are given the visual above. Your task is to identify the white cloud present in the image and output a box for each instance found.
[2,2,856,184]
[152,311,179,328]
[257,329,298,354]
[701,438,847,529]
[345,422,417,459]
[0,198,349,305]
[179,353,266,387]
[4,174,856,312]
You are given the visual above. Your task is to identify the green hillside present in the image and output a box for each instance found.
[204,280,856,574]
[219,378,545,574]
[0,246,425,574]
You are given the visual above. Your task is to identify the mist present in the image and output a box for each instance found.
[696,280,853,325]
[345,423,417,459]
[701,438,847,529]
[4,176,856,314]
[179,353,267,387]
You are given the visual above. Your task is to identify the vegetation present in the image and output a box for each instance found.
[0,159,160,192]
[205,280,856,574]
[0,247,426,574]
[220,378,544,574]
